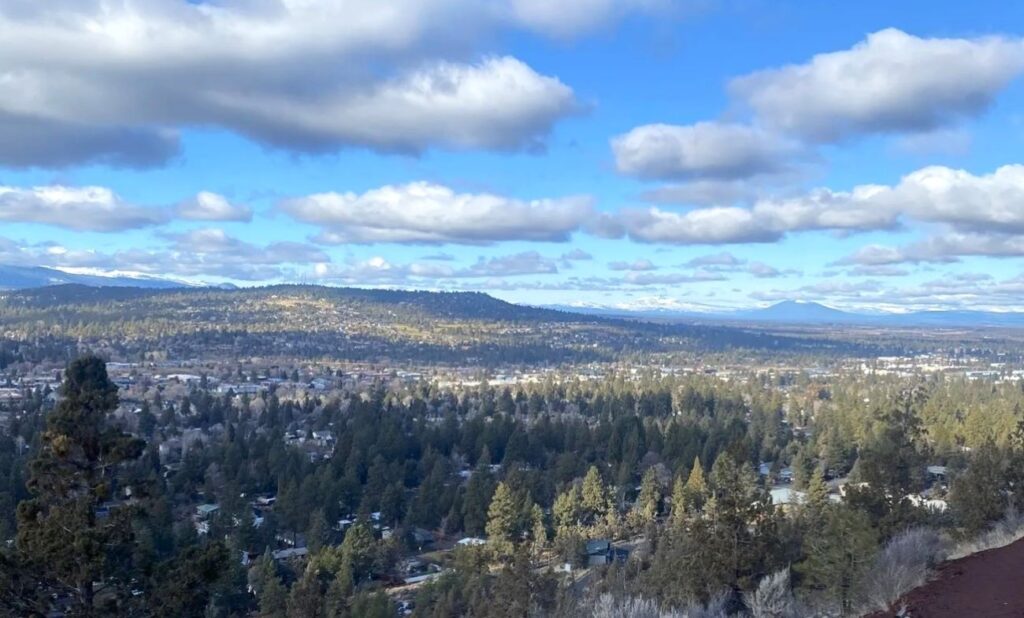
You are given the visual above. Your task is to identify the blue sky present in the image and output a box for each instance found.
[2,0,1024,311]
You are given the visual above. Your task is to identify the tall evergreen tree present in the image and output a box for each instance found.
[581,466,610,525]
[682,456,708,513]
[16,356,145,616]
[670,472,688,528]
[798,506,878,616]
[631,467,661,528]
[486,482,518,559]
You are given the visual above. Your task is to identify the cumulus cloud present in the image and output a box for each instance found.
[561,248,593,261]
[747,261,784,278]
[613,164,1024,246]
[313,250,559,284]
[0,228,328,282]
[460,251,560,276]
[176,192,253,222]
[847,265,910,277]
[614,206,778,244]
[165,228,328,266]
[730,28,1024,142]
[685,251,744,267]
[608,259,657,271]
[838,233,1024,266]
[890,165,1024,233]
[612,122,799,181]
[0,185,168,231]
[0,1,586,167]
[281,181,594,245]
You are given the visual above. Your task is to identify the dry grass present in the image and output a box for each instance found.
[861,528,944,614]
[948,507,1024,560]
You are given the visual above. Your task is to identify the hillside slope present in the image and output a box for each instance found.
[868,538,1024,617]
[0,285,882,364]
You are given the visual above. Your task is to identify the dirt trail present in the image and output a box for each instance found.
[867,537,1024,617]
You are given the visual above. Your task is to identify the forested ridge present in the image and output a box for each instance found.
[0,285,904,367]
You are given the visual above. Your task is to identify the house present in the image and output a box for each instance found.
[411,527,435,550]
[586,539,612,567]
[272,547,309,563]
[926,465,948,485]
[457,537,487,547]
[769,487,806,510]
[195,503,220,519]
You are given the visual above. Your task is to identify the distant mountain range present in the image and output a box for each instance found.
[549,299,1024,329]
[0,265,233,291]
[3,266,1023,329]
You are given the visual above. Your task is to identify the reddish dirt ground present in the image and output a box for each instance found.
[868,538,1024,617]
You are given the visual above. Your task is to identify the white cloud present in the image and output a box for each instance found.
[313,250,559,284]
[612,122,799,181]
[836,244,910,266]
[176,192,253,222]
[0,185,168,231]
[730,28,1024,142]
[561,248,593,261]
[0,229,328,281]
[892,165,1024,233]
[0,1,584,167]
[608,259,657,271]
[157,228,330,279]
[838,233,1024,266]
[281,181,594,245]
[615,206,777,244]
[460,251,559,276]
[747,261,783,278]
[848,265,910,277]
[614,164,1024,246]
[685,251,744,267]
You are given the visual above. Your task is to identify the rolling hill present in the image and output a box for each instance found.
[0,284,887,364]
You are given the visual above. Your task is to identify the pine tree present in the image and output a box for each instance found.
[340,519,376,583]
[553,484,582,535]
[462,463,496,536]
[150,542,229,618]
[486,482,518,559]
[581,466,610,525]
[530,503,548,557]
[804,466,830,525]
[287,569,325,618]
[798,506,878,615]
[323,572,350,617]
[682,456,708,512]
[348,592,395,618]
[631,467,661,528]
[670,472,688,528]
[950,440,1008,534]
[259,574,288,618]
[307,508,330,554]
[16,355,146,615]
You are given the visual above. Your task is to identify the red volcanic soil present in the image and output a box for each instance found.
[867,538,1024,617]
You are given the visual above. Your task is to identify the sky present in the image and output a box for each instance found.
[2,0,1024,313]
